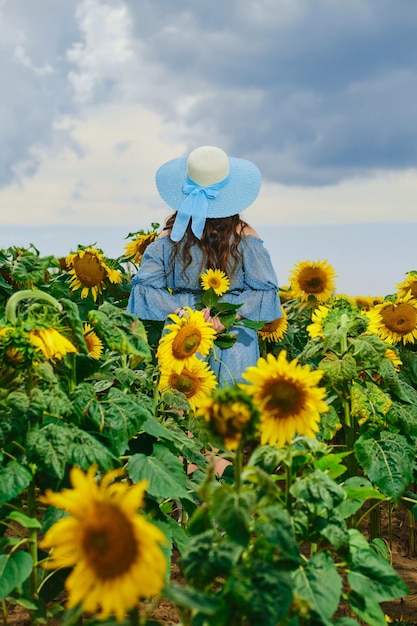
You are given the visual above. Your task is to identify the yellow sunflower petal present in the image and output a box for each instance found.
[366,292,417,345]
[159,359,218,411]
[200,268,230,296]
[258,309,288,342]
[157,309,216,374]
[289,259,337,303]
[242,350,328,447]
[40,467,167,621]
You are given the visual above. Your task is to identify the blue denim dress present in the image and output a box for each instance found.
[127,235,282,386]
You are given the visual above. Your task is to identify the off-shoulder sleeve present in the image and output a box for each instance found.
[226,236,282,322]
[127,239,183,320]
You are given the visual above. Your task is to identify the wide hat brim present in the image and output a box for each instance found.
[155,155,261,218]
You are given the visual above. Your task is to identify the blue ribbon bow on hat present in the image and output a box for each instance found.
[170,174,230,242]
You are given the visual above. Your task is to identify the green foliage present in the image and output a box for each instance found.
[175,438,407,625]
[0,551,33,601]
[88,302,152,361]
[355,432,415,503]
[1,244,416,625]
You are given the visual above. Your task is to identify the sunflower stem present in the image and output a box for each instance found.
[27,477,40,626]
[129,605,140,626]
[209,345,236,386]
[369,500,381,540]
[339,313,348,350]
[285,446,293,513]
[407,508,415,556]
[339,313,358,478]
[1,599,8,626]
[64,351,77,393]
[234,442,243,492]
[388,500,393,550]
[5,289,62,324]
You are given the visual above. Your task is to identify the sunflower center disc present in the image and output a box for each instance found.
[73,254,107,287]
[82,503,137,579]
[300,270,325,294]
[264,379,304,416]
[382,303,417,334]
[172,328,201,358]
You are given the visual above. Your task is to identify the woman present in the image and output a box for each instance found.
[127,145,282,386]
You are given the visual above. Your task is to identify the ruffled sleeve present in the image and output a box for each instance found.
[127,239,183,320]
[225,236,282,322]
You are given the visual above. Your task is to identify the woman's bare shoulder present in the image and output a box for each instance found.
[239,224,260,238]
[158,228,170,238]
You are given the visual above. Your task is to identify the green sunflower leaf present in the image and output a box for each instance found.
[127,444,192,501]
[355,431,415,502]
[254,504,301,562]
[26,423,73,480]
[0,550,33,601]
[291,469,346,511]
[68,427,119,471]
[10,253,59,288]
[348,547,409,604]
[386,402,417,438]
[88,303,151,361]
[319,352,357,385]
[140,416,207,468]
[230,561,293,626]
[348,590,387,626]
[211,484,255,546]
[84,388,155,455]
[214,332,237,349]
[164,581,221,615]
[351,335,389,369]
[60,297,88,354]
[293,551,342,623]
[0,460,33,506]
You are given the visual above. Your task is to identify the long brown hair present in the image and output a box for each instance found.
[164,213,249,281]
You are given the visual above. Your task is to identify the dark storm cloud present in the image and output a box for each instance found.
[1,0,417,189]
[128,0,417,185]
[0,0,78,185]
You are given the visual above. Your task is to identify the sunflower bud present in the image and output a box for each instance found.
[196,386,258,450]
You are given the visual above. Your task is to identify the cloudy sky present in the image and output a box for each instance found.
[1,0,417,295]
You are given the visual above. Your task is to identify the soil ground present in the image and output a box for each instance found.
[2,503,417,625]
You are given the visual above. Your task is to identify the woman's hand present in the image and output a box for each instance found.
[201,307,225,333]
[174,307,188,319]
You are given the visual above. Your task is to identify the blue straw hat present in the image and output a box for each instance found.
[155,146,261,242]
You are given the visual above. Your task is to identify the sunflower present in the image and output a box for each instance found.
[289,259,337,303]
[258,308,288,342]
[201,268,230,296]
[83,322,103,360]
[365,292,417,344]
[384,348,402,371]
[396,272,417,300]
[278,285,295,303]
[331,293,354,307]
[157,308,216,373]
[307,306,330,339]
[0,326,32,368]
[242,350,329,447]
[353,295,383,311]
[39,466,167,623]
[66,248,122,301]
[196,386,258,451]
[159,359,218,411]
[124,231,158,265]
[5,346,25,364]
[29,328,77,361]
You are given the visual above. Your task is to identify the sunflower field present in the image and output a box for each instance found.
[1,228,417,626]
